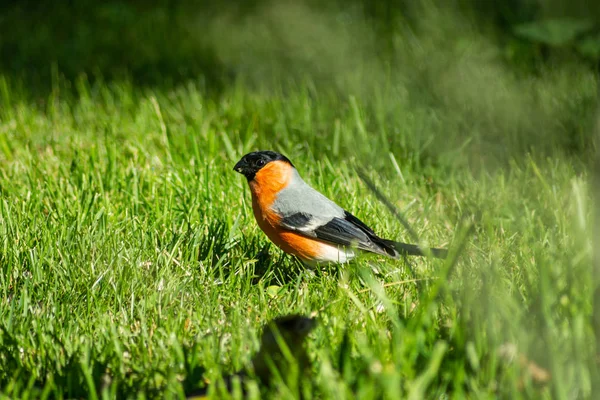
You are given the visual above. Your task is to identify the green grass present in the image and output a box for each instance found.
[0,72,596,398]
[0,2,599,399]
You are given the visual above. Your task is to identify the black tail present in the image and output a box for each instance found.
[384,240,448,259]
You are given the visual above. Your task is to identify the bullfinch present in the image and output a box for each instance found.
[234,151,447,265]
[186,315,315,399]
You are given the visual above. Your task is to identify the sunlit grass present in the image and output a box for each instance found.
[0,64,596,398]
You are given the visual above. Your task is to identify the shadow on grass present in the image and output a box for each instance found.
[195,218,307,287]
[0,1,232,96]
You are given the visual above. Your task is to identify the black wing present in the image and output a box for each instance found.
[280,211,397,257]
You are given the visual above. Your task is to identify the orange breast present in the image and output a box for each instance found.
[249,161,322,260]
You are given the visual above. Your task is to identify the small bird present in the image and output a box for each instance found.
[251,314,316,383]
[234,151,447,265]
[186,315,316,399]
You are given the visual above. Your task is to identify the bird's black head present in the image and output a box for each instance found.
[268,314,316,337]
[260,314,317,348]
[233,151,294,180]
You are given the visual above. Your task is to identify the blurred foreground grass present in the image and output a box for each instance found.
[0,1,599,398]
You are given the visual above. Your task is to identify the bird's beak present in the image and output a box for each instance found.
[233,159,247,174]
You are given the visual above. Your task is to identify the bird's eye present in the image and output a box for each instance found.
[256,159,266,167]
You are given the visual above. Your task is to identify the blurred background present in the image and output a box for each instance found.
[1,0,598,167]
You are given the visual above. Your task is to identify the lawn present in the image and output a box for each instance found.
[0,1,599,399]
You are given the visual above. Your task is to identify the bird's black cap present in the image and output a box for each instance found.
[233,151,294,180]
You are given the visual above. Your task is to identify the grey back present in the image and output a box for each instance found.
[271,169,344,223]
